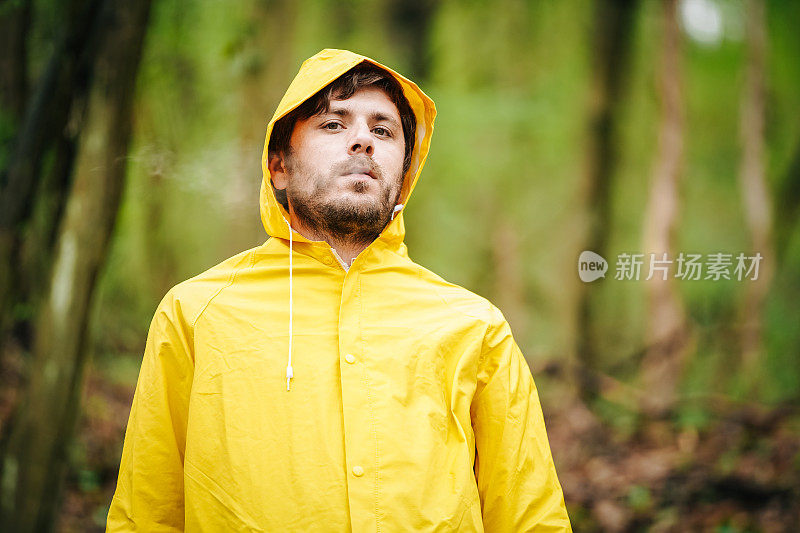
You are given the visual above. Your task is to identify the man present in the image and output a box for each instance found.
[107,49,571,532]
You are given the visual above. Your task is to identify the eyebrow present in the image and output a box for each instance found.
[325,108,401,130]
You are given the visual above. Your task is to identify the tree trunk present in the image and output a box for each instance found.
[227,0,296,254]
[0,0,105,517]
[0,0,152,529]
[739,0,773,383]
[387,0,437,80]
[0,0,31,119]
[0,0,105,342]
[575,0,639,402]
[640,0,689,417]
[492,215,527,343]
[773,140,800,265]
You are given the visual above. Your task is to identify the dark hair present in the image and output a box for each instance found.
[268,63,417,207]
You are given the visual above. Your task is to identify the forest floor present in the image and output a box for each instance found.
[545,388,800,532]
[34,359,800,532]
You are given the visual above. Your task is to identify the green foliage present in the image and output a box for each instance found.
[627,484,652,512]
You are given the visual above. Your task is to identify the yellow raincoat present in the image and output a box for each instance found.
[107,49,570,532]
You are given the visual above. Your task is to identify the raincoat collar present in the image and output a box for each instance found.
[259,49,436,249]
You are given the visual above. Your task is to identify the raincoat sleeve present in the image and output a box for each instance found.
[106,289,194,532]
[471,308,571,532]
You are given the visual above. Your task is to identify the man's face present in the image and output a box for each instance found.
[274,86,407,245]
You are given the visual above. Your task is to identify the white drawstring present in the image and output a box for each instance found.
[284,204,400,391]
[284,216,294,391]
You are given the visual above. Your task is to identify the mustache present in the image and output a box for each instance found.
[331,156,383,180]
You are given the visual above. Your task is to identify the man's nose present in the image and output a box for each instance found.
[348,123,374,156]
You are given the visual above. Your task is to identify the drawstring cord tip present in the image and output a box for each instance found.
[286,364,293,391]
[390,203,404,221]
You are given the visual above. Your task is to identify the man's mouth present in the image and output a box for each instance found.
[344,169,376,180]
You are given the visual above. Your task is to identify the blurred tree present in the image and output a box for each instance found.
[739,0,772,382]
[774,145,800,263]
[575,0,639,402]
[774,145,800,271]
[0,0,105,344]
[640,0,690,417]
[0,0,152,530]
[238,0,296,142]
[386,0,436,80]
[0,0,30,120]
[767,0,800,274]
[230,0,296,253]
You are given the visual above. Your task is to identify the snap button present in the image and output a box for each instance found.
[344,353,356,364]
[323,256,333,266]
[352,465,364,477]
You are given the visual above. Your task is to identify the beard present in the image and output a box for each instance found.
[284,154,402,247]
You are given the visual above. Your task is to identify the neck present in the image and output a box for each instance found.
[287,207,370,267]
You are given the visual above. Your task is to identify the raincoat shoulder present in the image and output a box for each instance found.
[410,262,572,530]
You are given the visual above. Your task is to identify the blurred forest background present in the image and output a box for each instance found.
[1,0,799,531]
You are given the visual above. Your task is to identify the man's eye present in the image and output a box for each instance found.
[373,126,391,137]
[323,122,342,130]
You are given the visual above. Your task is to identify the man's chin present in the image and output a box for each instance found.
[327,192,384,213]
[329,204,386,225]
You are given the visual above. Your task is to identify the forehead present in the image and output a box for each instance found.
[326,86,401,119]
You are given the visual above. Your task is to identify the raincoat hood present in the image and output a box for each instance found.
[259,49,437,246]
